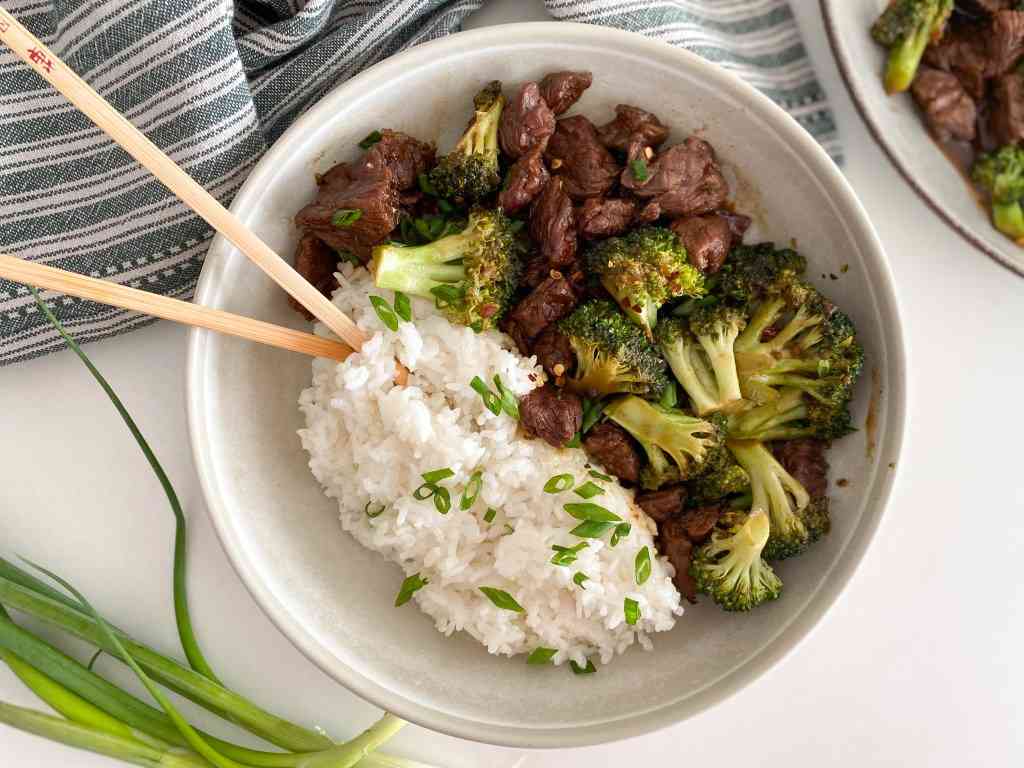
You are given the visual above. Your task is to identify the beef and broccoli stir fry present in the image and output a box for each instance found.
[871,0,1024,242]
[290,72,864,613]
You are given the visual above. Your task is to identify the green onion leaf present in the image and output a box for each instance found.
[417,172,438,196]
[503,523,515,535]
[365,500,387,519]
[331,208,363,228]
[412,483,437,501]
[550,542,588,567]
[393,291,412,322]
[544,474,574,494]
[629,157,649,182]
[580,399,606,435]
[413,217,435,242]
[492,375,519,420]
[437,198,454,213]
[659,380,678,409]
[394,573,428,607]
[610,522,632,547]
[570,659,596,675]
[421,468,455,484]
[588,469,613,482]
[564,433,582,448]
[573,572,589,588]
[624,597,640,626]
[478,587,524,613]
[358,130,383,149]
[460,470,483,511]
[570,521,616,539]
[369,295,399,331]
[470,376,502,415]
[484,508,498,523]
[526,647,557,665]
[433,486,452,514]
[573,481,604,500]
[635,546,652,585]
[564,503,621,523]
[430,283,466,309]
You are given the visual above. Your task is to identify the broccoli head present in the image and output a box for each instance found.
[689,452,750,506]
[689,509,782,612]
[715,242,806,307]
[371,207,521,331]
[428,82,506,205]
[727,439,829,560]
[586,227,705,338]
[603,396,726,489]
[557,300,669,399]
[972,144,1024,242]
[657,305,746,416]
[870,0,953,94]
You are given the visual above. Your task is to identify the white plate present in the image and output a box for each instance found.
[821,0,1024,276]
[187,22,907,748]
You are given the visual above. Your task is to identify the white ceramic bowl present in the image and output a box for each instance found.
[187,23,906,748]
[822,0,1024,276]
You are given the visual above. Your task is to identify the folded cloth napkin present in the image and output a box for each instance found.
[0,0,838,365]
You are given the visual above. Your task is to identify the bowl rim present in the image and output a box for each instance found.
[819,0,1024,278]
[187,21,908,748]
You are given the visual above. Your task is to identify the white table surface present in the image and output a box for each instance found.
[3,1,1024,765]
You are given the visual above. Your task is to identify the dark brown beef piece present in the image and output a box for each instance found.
[718,209,752,241]
[970,0,1014,12]
[294,163,399,259]
[635,199,661,224]
[989,10,1024,74]
[361,129,435,191]
[520,253,553,289]
[677,505,722,544]
[532,327,575,378]
[583,423,641,483]
[772,439,830,500]
[670,214,734,274]
[499,147,550,213]
[545,116,621,200]
[538,70,593,115]
[503,273,578,354]
[911,67,978,142]
[499,82,556,159]
[635,486,686,522]
[597,104,670,151]
[577,197,637,238]
[530,176,577,266]
[923,26,990,100]
[992,72,1024,145]
[519,385,583,448]
[289,235,339,319]
[622,137,729,217]
[658,521,697,602]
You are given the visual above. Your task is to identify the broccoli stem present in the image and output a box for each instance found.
[698,334,742,407]
[992,200,1024,241]
[734,297,785,352]
[372,237,468,296]
[665,342,720,415]
[884,20,931,94]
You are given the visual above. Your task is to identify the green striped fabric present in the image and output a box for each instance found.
[0,0,837,364]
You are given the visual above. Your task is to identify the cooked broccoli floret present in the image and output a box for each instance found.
[972,144,1024,242]
[716,242,806,306]
[870,0,953,94]
[557,300,669,398]
[586,227,705,338]
[689,453,750,506]
[657,305,746,416]
[604,396,726,489]
[689,509,782,611]
[371,208,521,331]
[428,82,506,205]
[727,439,829,560]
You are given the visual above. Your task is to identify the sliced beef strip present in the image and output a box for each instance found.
[538,70,593,115]
[532,327,575,379]
[635,486,686,522]
[499,146,550,213]
[503,273,579,353]
[519,385,583,448]
[577,197,636,238]
[718,209,752,241]
[289,235,339,320]
[597,104,670,151]
[635,199,662,224]
[530,176,578,266]
[545,115,621,200]
[924,26,990,100]
[911,67,978,142]
[989,10,1024,74]
[677,505,722,544]
[670,214,734,274]
[992,71,1024,145]
[499,82,556,159]
[361,129,435,191]
[658,520,697,602]
[583,422,641,484]
[621,137,729,217]
[772,439,830,501]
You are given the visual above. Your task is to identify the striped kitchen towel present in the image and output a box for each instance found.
[0,0,838,365]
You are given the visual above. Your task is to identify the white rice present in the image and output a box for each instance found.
[298,263,683,668]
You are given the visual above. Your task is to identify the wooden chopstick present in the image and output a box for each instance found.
[0,8,367,354]
[0,253,352,363]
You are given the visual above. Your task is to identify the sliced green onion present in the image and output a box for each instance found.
[572,572,589,588]
[570,659,596,675]
[394,574,428,607]
[413,217,436,242]
[437,198,454,213]
[412,483,436,501]
[526,647,557,665]
[550,542,588,567]
[659,380,678,409]
[421,468,454,484]
[580,399,606,435]
[570,521,616,539]
[483,508,497,523]
[470,376,502,415]
[503,523,515,535]
[493,375,519,420]
[358,130,383,149]
[624,597,640,626]
[460,470,483,511]
[610,522,632,547]
[629,157,649,182]
[478,587,524,613]
[365,500,387,519]
[634,546,652,585]
[572,481,604,500]
[543,474,574,494]
[430,284,465,309]
[417,172,437,196]
[331,208,363,227]
[588,469,613,482]
[433,486,451,514]
[509,219,526,233]
[369,296,399,331]
[563,503,621,523]
[564,433,582,448]
[393,291,412,322]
